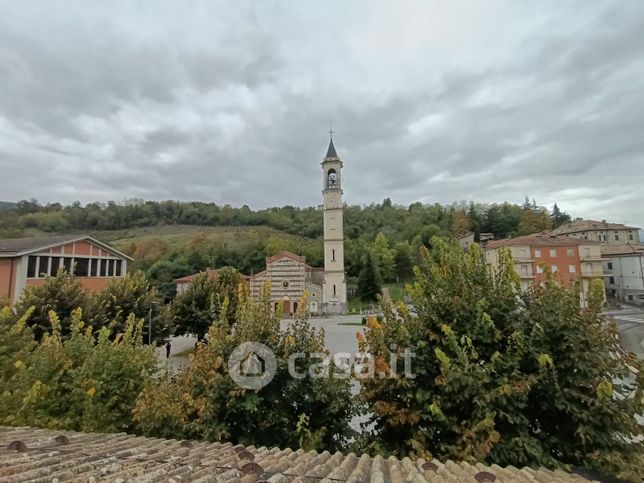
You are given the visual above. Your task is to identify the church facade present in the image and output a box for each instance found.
[174,138,348,316]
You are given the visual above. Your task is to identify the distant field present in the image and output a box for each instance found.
[89,225,321,252]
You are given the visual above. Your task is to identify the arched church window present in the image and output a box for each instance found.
[327,169,337,188]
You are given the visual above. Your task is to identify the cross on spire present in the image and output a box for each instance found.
[329,123,334,141]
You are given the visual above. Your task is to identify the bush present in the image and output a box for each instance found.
[134,285,357,451]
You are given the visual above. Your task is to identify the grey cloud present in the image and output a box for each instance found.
[0,0,643,227]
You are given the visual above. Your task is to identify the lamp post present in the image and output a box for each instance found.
[148,301,160,345]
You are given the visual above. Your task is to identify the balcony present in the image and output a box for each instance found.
[581,269,604,277]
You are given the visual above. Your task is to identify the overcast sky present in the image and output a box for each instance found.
[1,1,643,227]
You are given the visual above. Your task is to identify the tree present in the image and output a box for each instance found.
[550,203,571,229]
[518,205,552,235]
[0,307,158,433]
[93,271,169,344]
[357,251,382,302]
[15,268,92,340]
[372,232,396,282]
[172,271,217,340]
[450,209,471,237]
[393,241,413,281]
[134,286,356,451]
[359,238,643,481]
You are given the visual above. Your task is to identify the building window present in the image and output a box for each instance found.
[100,260,107,277]
[614,234,619,241]
[607,262,613,270]
[332,249,336,261]
[551,265,558,273]
[51,257,61,275]
[38,256,49,277]
[27,256,38,278]
[609,276,615,284]
[75,258,89,277]
[536,265,544,274]
[629,234,634,240]
[549,248,557,257]
[90,259,98,277]
[534,249,541,257]
[569,265,576,273]
[62,257,72,273]
[115,260,122,276]
[567,248,574,257]
[333,284,336,296]
[597,236,602,241]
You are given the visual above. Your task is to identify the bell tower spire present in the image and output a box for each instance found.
[321,131,347,314]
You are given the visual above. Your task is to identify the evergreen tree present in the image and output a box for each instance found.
[550,203,572,228]
[357,251,382,302]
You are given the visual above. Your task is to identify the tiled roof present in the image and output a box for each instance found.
[0,235,84,255]
[266,251,306,264]
[486,235,600,250]
[0,234,134,261]
[601,243,644,256]
[174,268,220,283]
[551,220,640,235]
[0,426,595,482]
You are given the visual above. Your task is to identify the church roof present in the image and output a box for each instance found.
[325,139,338,158]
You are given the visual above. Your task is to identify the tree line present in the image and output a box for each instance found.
[0,240,641,481]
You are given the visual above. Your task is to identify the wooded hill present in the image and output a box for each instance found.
[0,197,571,297]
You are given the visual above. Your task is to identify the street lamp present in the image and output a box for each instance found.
[148,301,160,345]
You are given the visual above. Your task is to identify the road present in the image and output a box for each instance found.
[609,306,644,360]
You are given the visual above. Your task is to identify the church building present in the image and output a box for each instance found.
[175,137,348,316]
[249,137,348,315]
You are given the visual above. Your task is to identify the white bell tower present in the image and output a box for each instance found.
[321,131,347,314]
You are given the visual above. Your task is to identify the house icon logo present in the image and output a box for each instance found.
[228,342,277,389]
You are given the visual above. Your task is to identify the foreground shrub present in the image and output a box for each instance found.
[0,307,158,433]
[134,285,356,451]
[360,238,643,481]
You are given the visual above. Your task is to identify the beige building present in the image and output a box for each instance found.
[485,235,604,306]
[457,232,495,250]
[249,252,324,315]
[602,244,644,305]
[321,138,347,314]
[551,219,640,245]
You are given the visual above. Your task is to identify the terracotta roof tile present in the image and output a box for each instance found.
[551,219,640,235]
[600,243,644,256]
[486,235,601,250]
[0,426,597,482]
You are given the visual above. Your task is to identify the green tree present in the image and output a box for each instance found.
[518,204,552,235]
[359,238,643,481]
[393,241,413,281]
[372,232,396,282]
[172,271,217,340]
[134,286,356,451]
[93,271,169,344]
[15,268,92,340]
[550,203,571,228]
[0,308,158,433]
[357,251,382,302]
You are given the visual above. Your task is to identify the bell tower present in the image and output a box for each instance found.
[321,131,347,314]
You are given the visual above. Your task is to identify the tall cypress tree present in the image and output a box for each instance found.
[357,251,382,302]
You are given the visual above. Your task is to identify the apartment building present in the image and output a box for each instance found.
[0,234,132,305]
[551,219,640,245]
[485,235,604,306]
[602,244,644,305]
